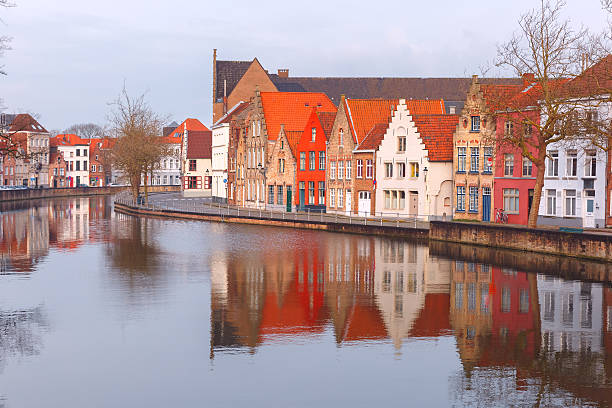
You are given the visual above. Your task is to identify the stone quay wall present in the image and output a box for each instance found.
[0,185,180,202]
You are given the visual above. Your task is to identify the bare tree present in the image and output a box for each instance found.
[0,0,14,77]
[108,88,168,200]
[492,0,607,228]
[63,123,106,139]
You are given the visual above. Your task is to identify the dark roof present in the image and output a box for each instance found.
[215,60,253,101]
[355,123,388,151]
[412,114,459,162]
[1,113,48,133]
[213,101,251,126]
[270,76,524,104]
[315,111,336,139]
[186,130,212,159]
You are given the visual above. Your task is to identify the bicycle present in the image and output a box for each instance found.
[495,208,508,224]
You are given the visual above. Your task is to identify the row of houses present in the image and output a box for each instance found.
[207,52,612,228]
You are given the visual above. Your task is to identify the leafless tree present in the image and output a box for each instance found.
[0,0,15,76]
[108,87,168,200]
[492,0,608,228]
[63,123,106,139]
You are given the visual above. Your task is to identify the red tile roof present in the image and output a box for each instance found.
[345,99,445,144]
[412,114,459,162]
[2,113,48,133]
[186,130,212,159]
[315,111,336,139]
[480,83,525,111]
[564,54,612,97]
[355,123,388,151]
[51,134,90,147]
[285,130,302,157]
[167,118,210,141]
[260,92,337,141]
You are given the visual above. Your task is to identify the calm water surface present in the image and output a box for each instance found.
[0,196,611,407]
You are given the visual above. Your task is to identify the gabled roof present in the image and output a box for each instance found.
[213,101,251,127]
[412,114,459,162]
[480,83,526,111]
[260,92,337,141]
[1,113,48,133]
[315,111,336,139]
[166,118,210,143]
[51,134,90,147]
[355,123,388,151]
[345,99,445,144]
[186,130,212,159]
[564,54,612,98]
[215,59,255,101]
[285,130,302,157]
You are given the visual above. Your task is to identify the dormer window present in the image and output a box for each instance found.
[311,127,316,142]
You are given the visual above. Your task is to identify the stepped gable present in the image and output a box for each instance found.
[186,130,212,159]
[345,99,445,144]
[412,114,459,162]
[259,92,336,141]
[215,59,253,101]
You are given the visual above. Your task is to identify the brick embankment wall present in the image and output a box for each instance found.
[430,221,612,262]
[0,185,180,202]
[429,240,612,282]
[113,202,429,241]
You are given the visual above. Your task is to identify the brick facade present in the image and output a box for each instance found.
[607,148,612,226]
[351,151,376,215]
[326,96,355,214]
[265,126,297,211]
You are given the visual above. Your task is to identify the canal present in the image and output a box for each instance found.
[0,196,611,407]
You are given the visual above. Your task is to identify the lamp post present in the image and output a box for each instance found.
[423,166,428,219]
[257,163,266,209]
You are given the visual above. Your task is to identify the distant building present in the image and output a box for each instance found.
[181,128,212,197]
[51,134,90,187]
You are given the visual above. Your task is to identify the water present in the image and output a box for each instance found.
[0,196,610,407]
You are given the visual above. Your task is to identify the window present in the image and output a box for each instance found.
[547,151,559,176]
[299,181,305,203]
[76,149,80,157]
[519,289,529,313]
[300,152,306,171]
[330,161,335,179]
[337,188,344,208]
[585,151,596,177]
[318,182,325,205]
[566,150,577,177]
[319,151,325,170]
[311,127,316,142]
[76,161,80,171]
[280,140,284,150]
[470,147,479,172]
[339,129,344,146]
[189,159,196,171]
[383,190,406,210]
[60,168,65,176]
[503,188,520,214]
[457,147,466,172]
[308,181,315,205]
[522,157,532,176]
[523,121,532,135]
[330,188,335,207]
[483,147,493,173]
[53,168,57,176]
[503,154,514,176]
[309,151,315,171]
[565,189,576,216]
[457,186,466,211]
[501,287,511,313]
[471,116,480,132]
[91,165,96,172]
[385,163,393,178]
[410,162,419,178]
[397,162,405,178]
[187,176,199,189]
[338,161,344,179]
[345,161,351,179]
[268,185,274,205]
[397,134,406,152]
[278,158,285,173]
[546,189,556,215]
[504,120,513,136]
[469,186,478,212]
[366,160,373,179]
[277,185,283,205]
[356,160,363,178]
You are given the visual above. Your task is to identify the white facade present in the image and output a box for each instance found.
[211,123,229,200]
[57,144,89,187]
[375,100,454,219]
[538,141,607,228]
[149,144,182,186]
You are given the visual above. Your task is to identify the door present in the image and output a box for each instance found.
[286,188,292,212]
[358,191,371,216]
[76,176,80,186]
[584,190,595,228]
[409,192,418,215]
[482,187,491,222]
[345,191,352,215]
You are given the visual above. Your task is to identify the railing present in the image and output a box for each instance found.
[113,192,430,230]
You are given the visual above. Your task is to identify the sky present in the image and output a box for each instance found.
[0,0,609,131]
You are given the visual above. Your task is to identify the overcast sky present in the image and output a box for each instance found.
[0,0,609,131]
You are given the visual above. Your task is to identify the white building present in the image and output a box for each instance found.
[374,100,457,220]
[211,102,248,202]
[181,126,212,197]
[53,134,90,188]
[538,139,607,228]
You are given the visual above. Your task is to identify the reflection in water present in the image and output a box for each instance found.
[0,196,611,406]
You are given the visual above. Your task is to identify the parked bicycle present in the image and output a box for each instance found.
[495,208,508,224]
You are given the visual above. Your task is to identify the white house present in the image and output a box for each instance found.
[538,140,607,228]
[181,128,213,197]
[211,102,249,202]
[53,134,90,187]
[374,99,458,220]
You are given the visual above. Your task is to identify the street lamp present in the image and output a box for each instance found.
[256,163,266,209]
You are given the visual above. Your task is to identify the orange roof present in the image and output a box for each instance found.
[285,130,302,157]
[166,118,211,142]
[345,99,445,144]
[564,54,612,98]
[260,92,337,141]
[355,123,388,151]
[315,111,336,139]
[480,83,525,111]
[51,134,90,147]
[412,114,459,162]
[344,303,388,342]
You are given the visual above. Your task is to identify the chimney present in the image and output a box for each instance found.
[277,69,289,78]
[522,73,535,87]
[471,74,479,84]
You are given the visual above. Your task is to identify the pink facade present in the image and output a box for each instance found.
[493,109,540,225]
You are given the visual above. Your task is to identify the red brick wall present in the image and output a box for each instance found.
[352,151,376,215]
[326,99,354,213]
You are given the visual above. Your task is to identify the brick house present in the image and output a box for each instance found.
[608,149,612,227]
[228,104,252,206]
[352,125,385,216]
[453,76,524,222]
[294,109,336,211]
[48,150,67,188]
[265,126,300,211]
[89,138,114,187]
[181,130,213,196]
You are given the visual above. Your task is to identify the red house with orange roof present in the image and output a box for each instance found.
[294,109,337,211]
